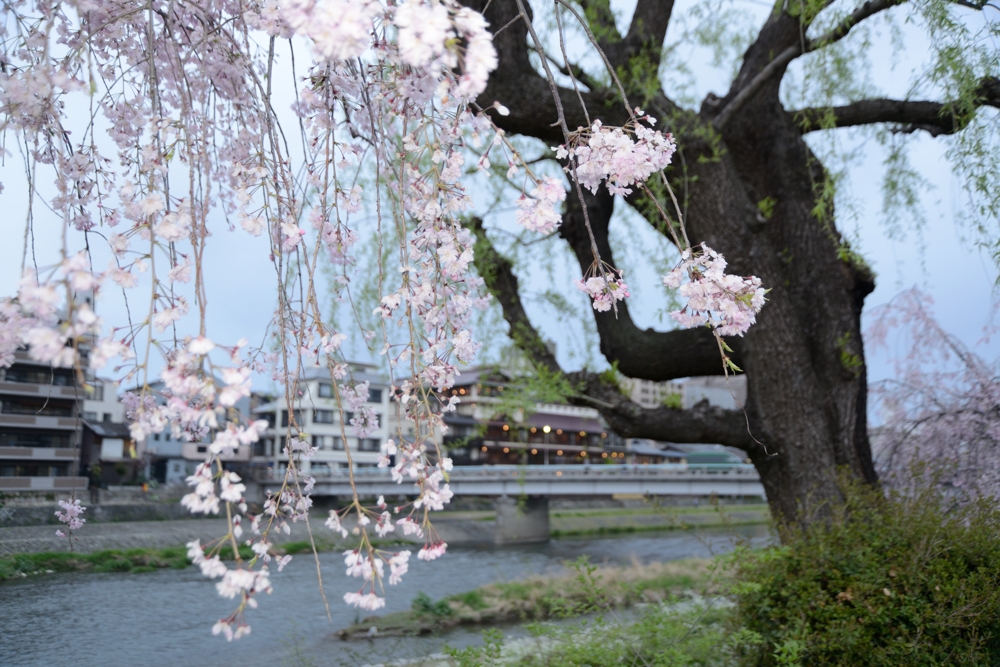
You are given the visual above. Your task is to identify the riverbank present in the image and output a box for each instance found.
[0,525,771,667]
[0,504,770,558]
[335,557,724,639]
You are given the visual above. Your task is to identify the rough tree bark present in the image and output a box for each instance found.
[462,0,1000,524]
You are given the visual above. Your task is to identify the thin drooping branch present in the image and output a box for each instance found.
[793,77,1000,135]
[714,0,906,129]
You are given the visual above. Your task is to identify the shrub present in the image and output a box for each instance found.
[730,477,1000,667]
[412,592,454,618]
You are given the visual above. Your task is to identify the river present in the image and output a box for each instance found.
[0,524,770,667]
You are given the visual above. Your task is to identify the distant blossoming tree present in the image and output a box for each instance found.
[869,289,1000,502]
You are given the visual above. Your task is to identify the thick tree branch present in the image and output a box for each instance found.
[575,0,623,61]
[468,217,561,374]
[605,0,677,71]
[793,78,1000,135]
[468,217,756,450]
[567,371,759,450]
[558,180,743,381]
[713,0,905,130]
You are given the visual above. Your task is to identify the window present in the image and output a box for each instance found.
[83,411,98,421]
[312,435,343,450]
[102,413,112,423]
[359,438,380,452]
[154,433,160,441]
[281,409,303,427]
[318,383,333,398]
[197,445,207,453]
[313,409,334,424]
[368,388,383,403]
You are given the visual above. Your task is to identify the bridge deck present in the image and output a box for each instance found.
[252,464,765,498]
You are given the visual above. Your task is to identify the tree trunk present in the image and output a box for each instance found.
[465,0,879,526]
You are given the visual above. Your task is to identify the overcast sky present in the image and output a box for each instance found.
[1,0,997,397]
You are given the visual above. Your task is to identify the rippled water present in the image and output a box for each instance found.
[0,525,770,667]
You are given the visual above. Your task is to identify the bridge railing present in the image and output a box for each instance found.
[250,463,759,482]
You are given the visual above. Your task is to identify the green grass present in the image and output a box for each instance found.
[336,557,722,639]
[0,535,413,583]
[0,548,195,581]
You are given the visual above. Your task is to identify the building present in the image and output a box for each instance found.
[0,349,88,492]
[250,363,388,476]
[126,380,254,485]
[76,377,145,487]
[410,367,626,466]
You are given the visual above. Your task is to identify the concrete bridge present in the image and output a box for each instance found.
[247,464,765,545]
[279,463,765,498]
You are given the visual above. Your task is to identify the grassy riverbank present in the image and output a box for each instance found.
[336,557,726,639]
[0,538,407,582]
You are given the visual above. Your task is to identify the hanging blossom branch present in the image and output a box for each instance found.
[0,0,767,641]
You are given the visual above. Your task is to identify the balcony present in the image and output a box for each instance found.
[0,446,77,460]
[0,381,82,400]
[0,414,80,430]
[0,476,88,491]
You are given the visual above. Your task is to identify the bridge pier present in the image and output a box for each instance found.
[494,495,550,545]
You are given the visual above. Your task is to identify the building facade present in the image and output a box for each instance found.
[407,368,631,466]
[250,364,387,476]
[0,349,88,492]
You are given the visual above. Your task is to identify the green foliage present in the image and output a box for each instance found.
[756,197,777,220]
[730,478,1000,667]
[0,547,200,581]
[452,590,489,611]
[445,563,738,667]
[662,391,684,409]
[412,591,456,618]
[836,332,863,375]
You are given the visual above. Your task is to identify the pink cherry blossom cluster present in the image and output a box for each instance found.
[575,266,631,312]
[276,0,497,101]
[54,499,86,544]
[663,244,766,337]
[515,177,568,235]
[556,113,677,197]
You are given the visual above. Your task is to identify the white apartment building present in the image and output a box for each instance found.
[250,363,387,475]
[82,378,126,424]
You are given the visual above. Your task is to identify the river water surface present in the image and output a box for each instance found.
[0,525,769,667]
